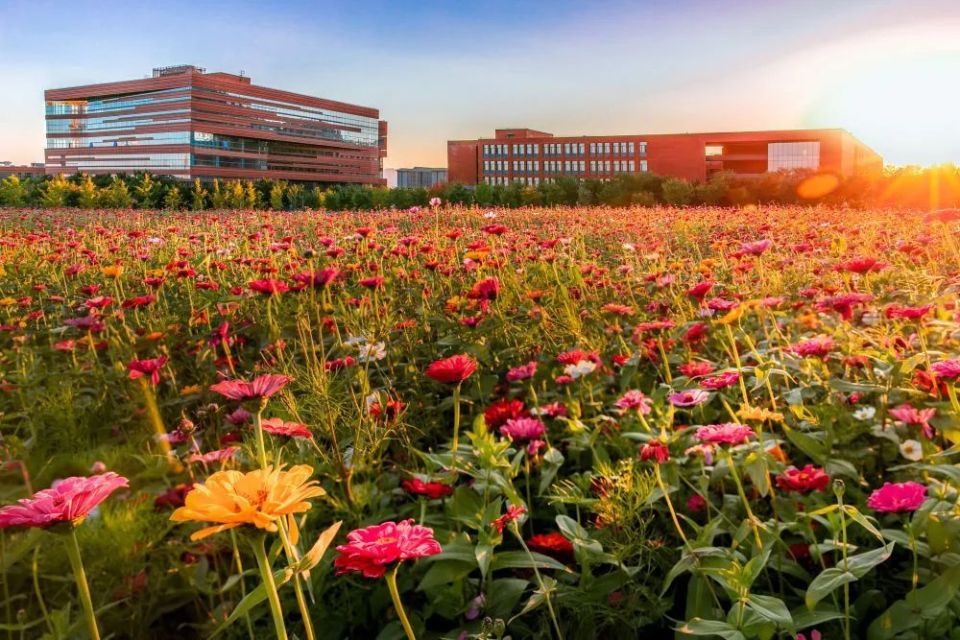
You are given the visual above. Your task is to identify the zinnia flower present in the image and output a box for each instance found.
[500,417,546,442]
[492,504,527,534]
[640,440,670,463]
[669,389,709,407]
[425,354,477,384]
[866,482,927,513]
[401,478,454,500]
[775,465,830,494]
[0,472,128,529]
[889,404,936,438]
[170,465,325,540]
[248,279,290,295]
[615,390,652,414]
[334,519,442,578]
[127,356,168,385]
[931,359,960,381]
[210,374,291,401]
[527,532,574,560]
[695,423,754,445]
[506,361,537,382]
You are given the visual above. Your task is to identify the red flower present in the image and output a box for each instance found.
[425,354,477,384]
[775,465,830,494]
[127,356,168,385]
[248,279,290,295]
[0,473,128,529]
[401,478,454,500]
[640,440,670,464]
[885,304,933,321]
[359,276,385,289]
[687,281,714,300]
[334,519,442,578]
[837,256,887,274]
[699,371,739,390]
[788,335,834,359]
[292,268,339,288]
[209,374,291,401]
[468,277,501,300]
[527,532,574,560]
[492,504,527,534]
[484,399,527,429]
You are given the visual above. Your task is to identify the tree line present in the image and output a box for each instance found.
[0,165,957,210]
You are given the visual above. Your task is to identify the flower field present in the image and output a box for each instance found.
[1,204,960,640]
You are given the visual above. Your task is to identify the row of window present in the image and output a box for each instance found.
[482,141,648,157]
[45,87,190,115]
[480,159,648,177]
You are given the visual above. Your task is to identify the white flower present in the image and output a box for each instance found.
[147,236,163,245]
[853,406,876,421]
[622,243,636,252]
[483,211,498,219]
[343,335,366,347]
[861,311,881,326]
[900,439,923,461]
[564,360,597,379]
[358,341,386,363]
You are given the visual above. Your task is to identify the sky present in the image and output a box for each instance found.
[1,0,958,168]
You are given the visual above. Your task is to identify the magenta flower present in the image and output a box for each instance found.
[669,389,710,408]
[867,482,927,513]
[210,374,291,402]
[695,423,754,446]
[615,390,652,414]
[334,519,442,578]
[931,359,960,381]
[500,417,547,442]
[127,356,169,385]
[0,472,128,529]
[506,361,538,382]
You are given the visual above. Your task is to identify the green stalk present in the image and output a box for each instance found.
[514,525,563,640]
[450,383,462,469]
[723,450,763,550]
[278,524,315,640]
[837,491,851,640]
[385,564,417,640]
[252,535,288,640]
[253,409,269,470]
[64,529,100,640]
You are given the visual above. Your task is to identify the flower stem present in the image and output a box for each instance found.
[64,529,100,640]
[838,494,851,640]
[514,526,564,640]
[724,450,763,550]
[252,535,289,640]
[253,410,269,470]
[278,523,315,640]
[654,464,689,547]
[385,564,416,640]
[450,383,462,469]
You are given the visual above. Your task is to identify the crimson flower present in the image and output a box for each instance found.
[640,440,670,464]
[210,374,291,401]
[334,519,442,578]
[401,478,454,500]
[468,277,500,300]
[527,532,574,560]
[700,371,739,390]
[261,418,313,439]
[484,399,527,429]
[128,356,169,385]
[867,482,927,513]
[0,473,128,529]
[885,304,933,321]
[292,268,339,288]
[775,465,830,494]
[425,354,477,384]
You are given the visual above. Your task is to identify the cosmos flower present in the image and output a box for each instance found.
[0,473,128,529]
[334,519,442,578]
[127,356,168,385]
[170,465,324,540]
[209,374,291,401]
[261,418,313,439]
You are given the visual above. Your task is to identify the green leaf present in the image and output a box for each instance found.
[417,559,475,590]
[746,594,793,630]
[846,542,895,577]
[210,566,294,637]
[491,550,571,572]
[842,505,884,541]
[868,566,960,640]
[676,618,746,640]
[475,543,494,581]
[538,447,565,494]
[805,568,856,609]
[298,520,342,572]
[485,577,529,618]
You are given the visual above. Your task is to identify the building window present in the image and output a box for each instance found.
[640,160,648,172]
[767,141,820,171]
[639,142,647,155]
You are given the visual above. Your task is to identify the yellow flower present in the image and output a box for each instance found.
[0,297,15,307]
[180,384,202,396]
[737,406,784,423]
[170,465,325,540]
[101,265,124,278]
[716,305,745,325]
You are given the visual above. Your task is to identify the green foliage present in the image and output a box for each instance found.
[0,175,27,206]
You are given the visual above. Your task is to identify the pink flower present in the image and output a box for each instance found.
[506,361,537,382]
[292,268,339,288]
[500,417,546,442]
[695,423,754,445]
[0,473,128,529]
[931,359,960,381]
[210,374,291,401]
[889,404,937,438]
[740,239,773,256]
[615,390,652,414]
[789,335,834,359]
[334,519,442,578]
[686,494,707,513]
[127,356,168,385]
[261,418,313,439]
[669,389,710,408]
[867,482,927,513]
[699,371,739,390]
[187,447,239,464]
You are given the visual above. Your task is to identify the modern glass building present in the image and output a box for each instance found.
[449,128,882,186]
[45,65,387,184]
[396,167,447,189]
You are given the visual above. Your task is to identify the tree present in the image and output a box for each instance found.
[163,185,183,210]
[269,181,286,210]
[286,183,305,210]
[39,174,72,208]
[134,173,160,208]
[100,176,132,208]
[210,179,227,209]
[474,182,495,207]
[191,179,208,211]
[661,178,694,206]
[76,174,99,209]
[0,176,28,206]
[243,181,259,209]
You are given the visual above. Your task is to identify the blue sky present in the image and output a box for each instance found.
[1,0,958,167]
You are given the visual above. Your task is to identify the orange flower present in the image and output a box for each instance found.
[170,465,325,540]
